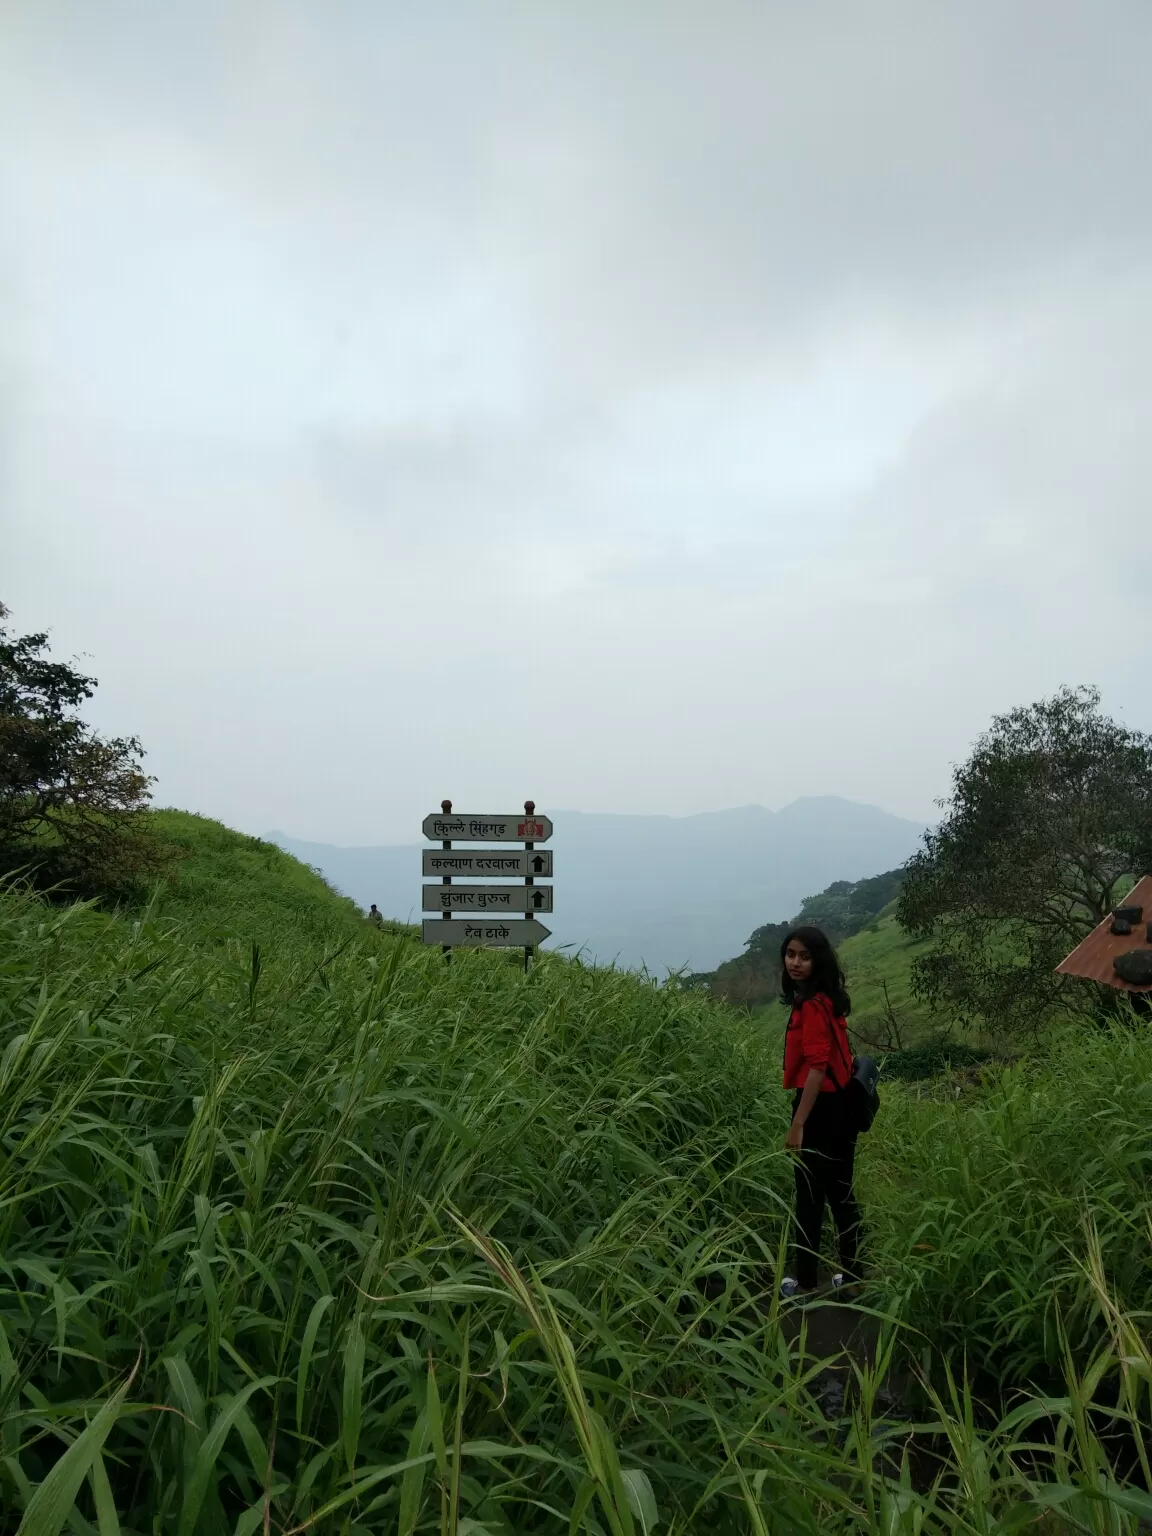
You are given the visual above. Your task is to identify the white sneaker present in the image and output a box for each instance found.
[779,1277,815,1303]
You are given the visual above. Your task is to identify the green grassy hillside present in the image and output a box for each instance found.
[735,887,948,1052]
[147,809,382,941]
[2,820,1151,1532]
[836,899,937,1045]
[718,874,968,1050]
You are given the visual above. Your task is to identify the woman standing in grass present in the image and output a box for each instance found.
[778,925,864,1301]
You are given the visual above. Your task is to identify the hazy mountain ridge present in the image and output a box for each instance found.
[269,796,926,972]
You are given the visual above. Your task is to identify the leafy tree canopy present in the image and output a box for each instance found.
[897,686,1152,1034]
[0,602,167,898]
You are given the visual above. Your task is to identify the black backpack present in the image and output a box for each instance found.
[829,1014,881,1134]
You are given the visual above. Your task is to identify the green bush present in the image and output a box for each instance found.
[879,1043,1001,1080]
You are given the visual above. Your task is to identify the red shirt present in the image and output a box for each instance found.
[782,994,852,1091]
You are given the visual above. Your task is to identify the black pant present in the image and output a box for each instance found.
[791,1089,863,1289]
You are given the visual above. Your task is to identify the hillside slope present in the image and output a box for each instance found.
[740,908,940,1047]
[3,811,1151,1527]
[0,812,799,1528]
[836,900,935,1044]
[702,867,948,1045]
[146,810,417,962]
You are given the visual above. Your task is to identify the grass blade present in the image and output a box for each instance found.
[341,1315,365,1476]
[296,1293,334,1436]
[17,1368,135,1536]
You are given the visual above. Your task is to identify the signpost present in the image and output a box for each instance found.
[421,812,554,842]
[419,918,553,948]
[422,885,553,913]
[422,850,552,879]
[421,800,553,968]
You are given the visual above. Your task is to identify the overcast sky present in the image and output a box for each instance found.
[3,1,1150,844]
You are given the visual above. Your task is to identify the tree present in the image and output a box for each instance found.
[0,602,167,898]
[897,686,1152,1035]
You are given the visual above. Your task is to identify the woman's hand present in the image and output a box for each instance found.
[785,1120,804,1151]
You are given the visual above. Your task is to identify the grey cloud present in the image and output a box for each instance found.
[3,1,1150,844]
[14,5,1152,337]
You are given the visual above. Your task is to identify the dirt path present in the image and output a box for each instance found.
[774,1273,933,1485]
[779,1286,1152,1527]
[779,1280,901,1419]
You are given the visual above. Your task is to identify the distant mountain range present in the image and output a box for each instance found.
[268,797,926,973]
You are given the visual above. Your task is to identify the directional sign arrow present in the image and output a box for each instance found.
[422,918,552,948]
[422,812,553,843]
[422,850,553,879]
[422,884,553,913]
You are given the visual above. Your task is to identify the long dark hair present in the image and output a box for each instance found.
[779,925,851,1017]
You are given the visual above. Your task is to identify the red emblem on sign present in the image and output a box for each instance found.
[518,820,544,838]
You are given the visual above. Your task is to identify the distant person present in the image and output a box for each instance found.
[778,925,864,1302]
[368,904,383,925]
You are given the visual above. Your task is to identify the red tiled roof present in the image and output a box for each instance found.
[1055,875,1152,992]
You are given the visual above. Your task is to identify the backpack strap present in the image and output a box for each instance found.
[812,993,853,1089]
[786,993,853,1089]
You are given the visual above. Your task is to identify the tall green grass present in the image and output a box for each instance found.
[867,1021,1152,1393]
[1,843,1151,1532]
